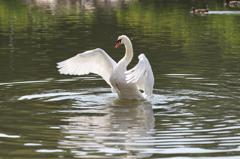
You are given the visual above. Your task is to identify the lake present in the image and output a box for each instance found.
[0,0,240,158]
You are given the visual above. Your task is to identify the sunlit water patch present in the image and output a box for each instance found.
[0,133,20,139]
[208,11,240,15]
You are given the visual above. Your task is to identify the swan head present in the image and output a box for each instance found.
[225,0,230,5]
[115,35,130,48]
[191,7,195,12]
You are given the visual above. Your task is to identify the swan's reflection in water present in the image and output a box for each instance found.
[59,100,155,158]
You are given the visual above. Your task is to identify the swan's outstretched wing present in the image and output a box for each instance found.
[57,48,117,86]
[125,54,154,97]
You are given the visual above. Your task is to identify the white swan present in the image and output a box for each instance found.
[57,35,154,100]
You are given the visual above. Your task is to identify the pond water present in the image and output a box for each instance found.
[0,0,240,158]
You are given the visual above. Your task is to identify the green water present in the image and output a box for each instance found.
[0,0,240,158]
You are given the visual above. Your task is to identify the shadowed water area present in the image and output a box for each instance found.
[0,0,240,158]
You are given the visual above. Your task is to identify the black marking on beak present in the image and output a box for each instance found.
[115,39,122,48]
[116,39,121,44]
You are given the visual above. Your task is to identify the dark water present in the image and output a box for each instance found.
[0,0,240,158]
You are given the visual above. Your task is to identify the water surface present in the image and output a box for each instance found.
[0,0,240,158]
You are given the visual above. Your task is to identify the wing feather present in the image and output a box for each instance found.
[125,54,154,97]
[57,48,116,86]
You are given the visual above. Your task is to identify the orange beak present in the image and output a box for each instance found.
[115,39,121,48]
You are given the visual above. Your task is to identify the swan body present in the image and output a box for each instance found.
[57,35,154,100]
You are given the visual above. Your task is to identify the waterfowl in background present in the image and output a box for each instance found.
[191,7,209,14]
[225,0,240,7]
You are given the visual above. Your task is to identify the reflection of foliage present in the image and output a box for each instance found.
[0,0,56,32]
[0,0,28,31]
[0,0,239,79]
[115,1,240,55]
[0,0,95,32]
[0,0,239,55]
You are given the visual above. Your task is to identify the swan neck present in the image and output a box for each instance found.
[122,39,133,65]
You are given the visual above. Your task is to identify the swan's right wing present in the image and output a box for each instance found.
[57,48,117,86]
[125,54,154,97]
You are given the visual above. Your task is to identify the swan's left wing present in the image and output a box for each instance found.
[125,54,154,97]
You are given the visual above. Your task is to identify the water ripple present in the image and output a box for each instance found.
[2,78,240,158]
[0,133,20,138]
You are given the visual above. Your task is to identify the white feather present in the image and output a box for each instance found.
[57,48,116,87]
[125,54,154,97]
